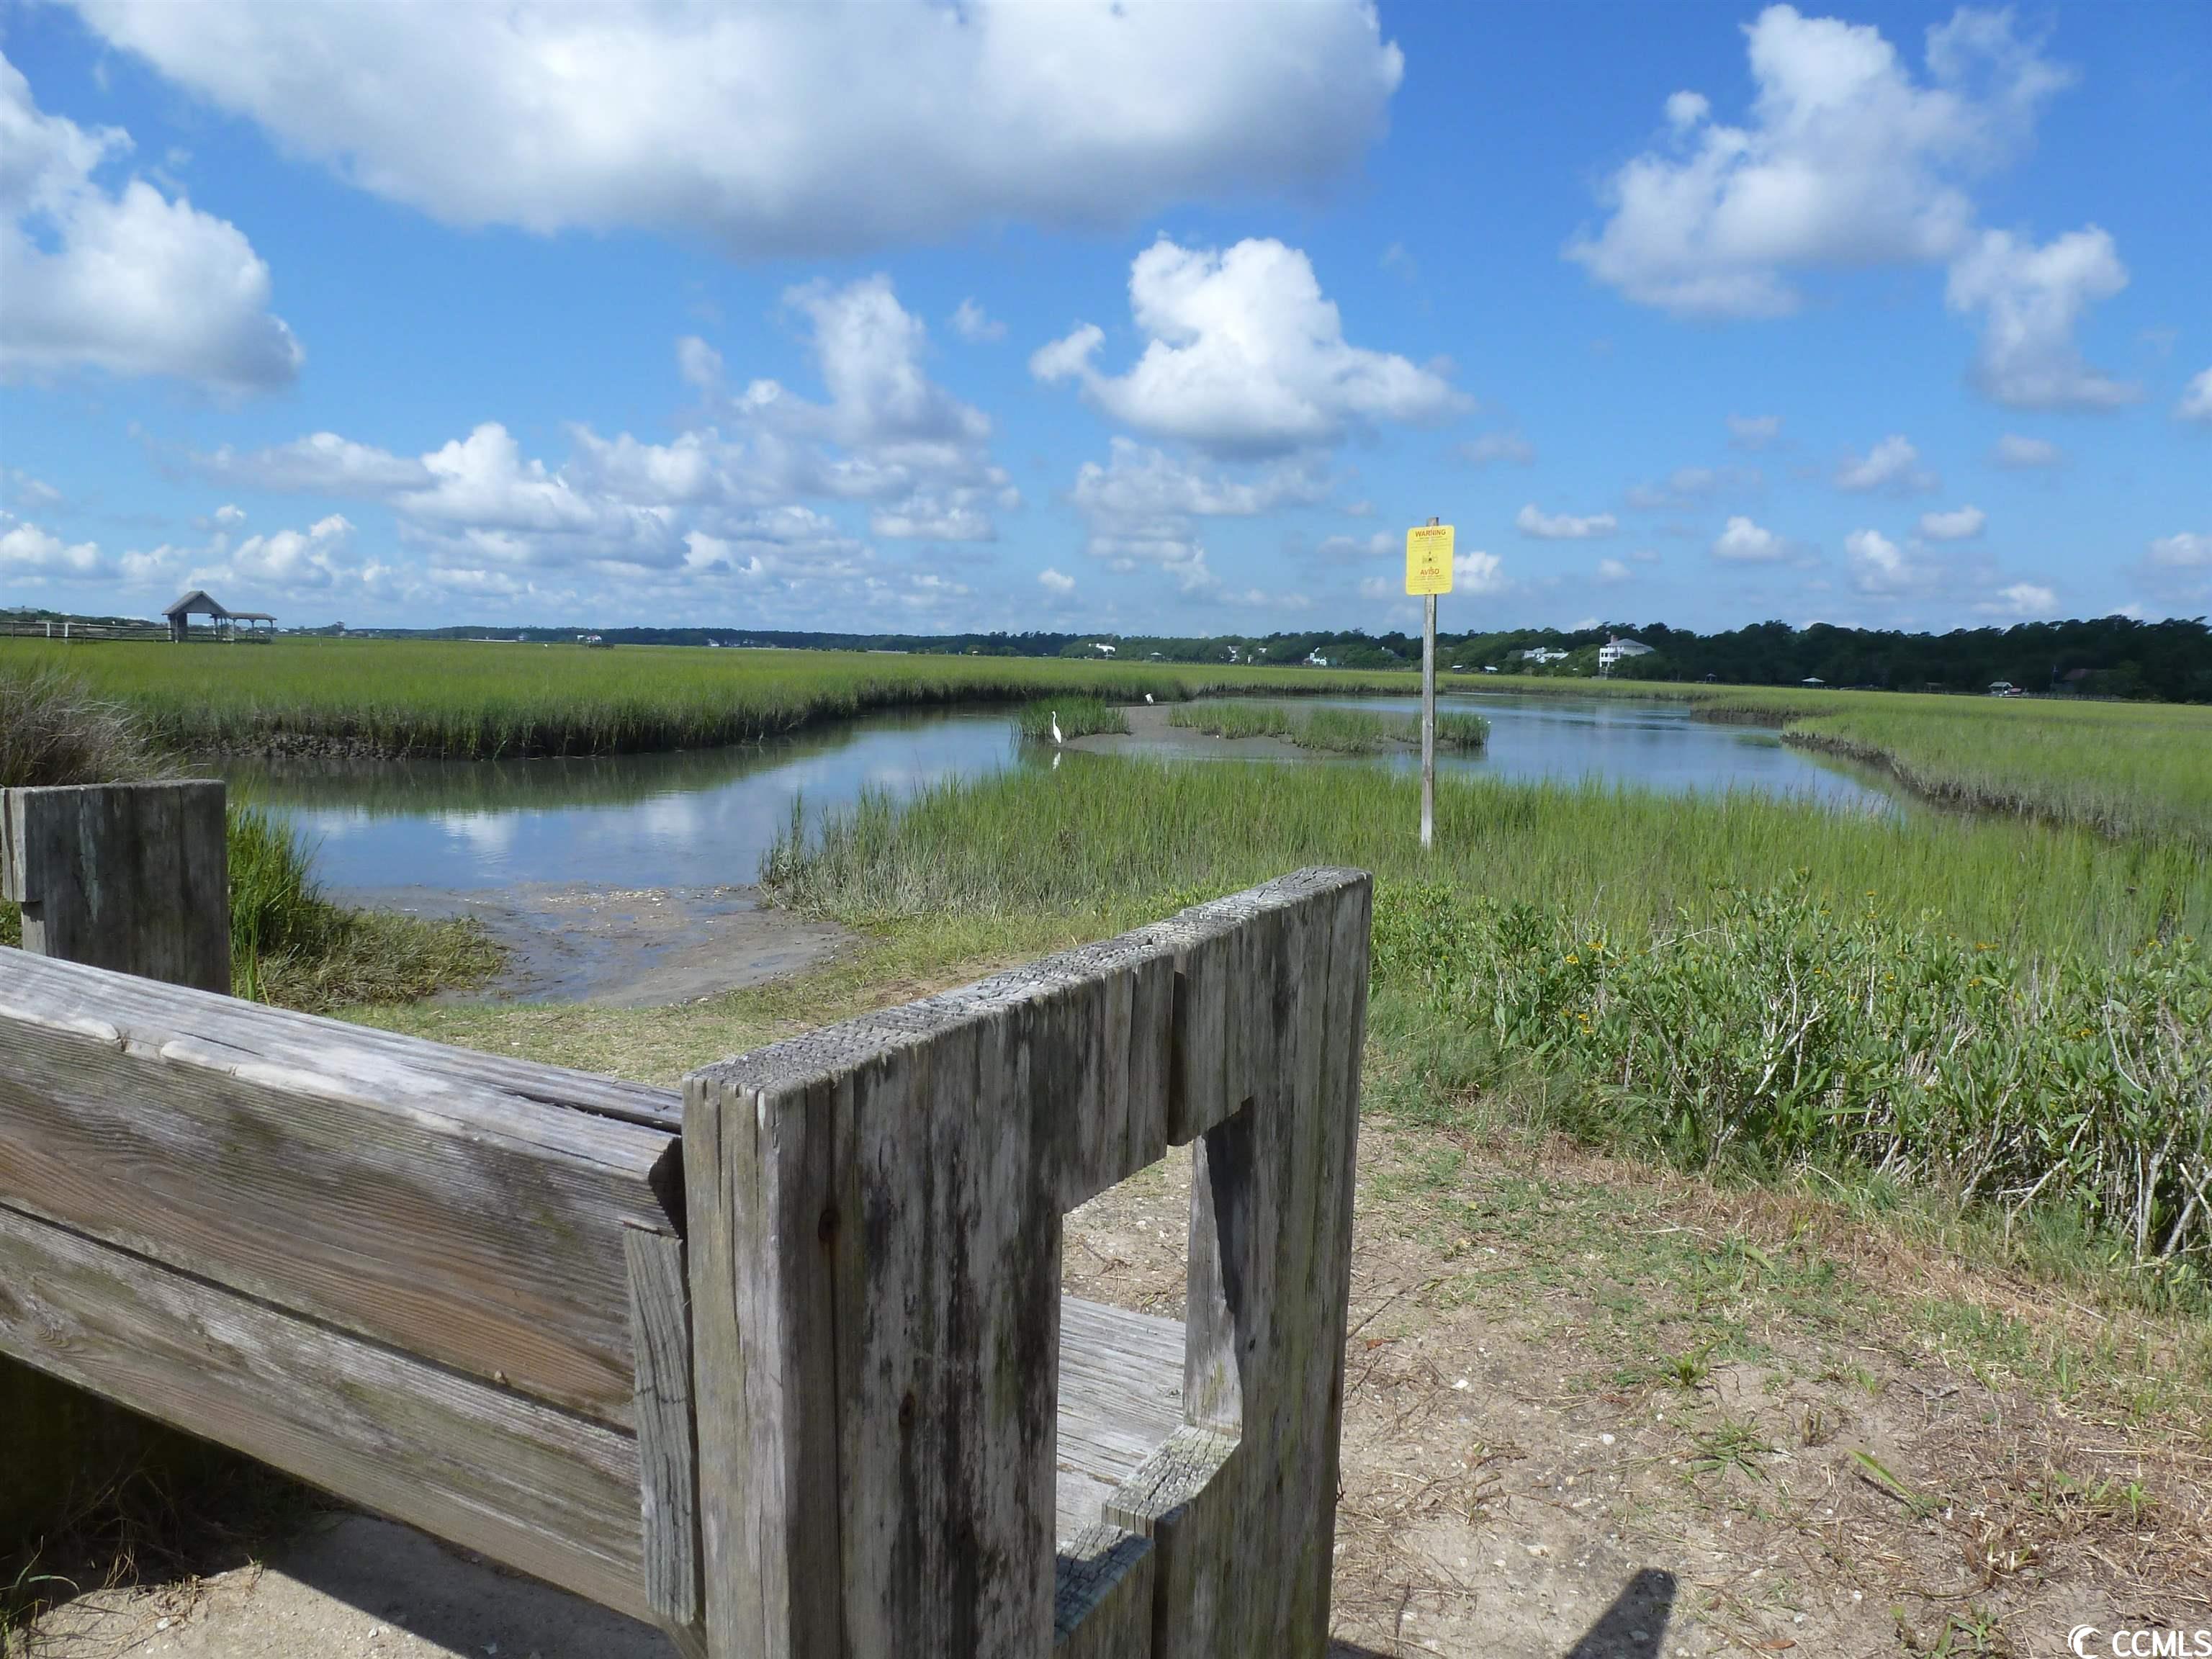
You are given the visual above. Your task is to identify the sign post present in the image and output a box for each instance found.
[1404,519,1454,850]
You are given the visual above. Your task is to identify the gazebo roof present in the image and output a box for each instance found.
[163,590,230,621]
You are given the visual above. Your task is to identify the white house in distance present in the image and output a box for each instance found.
[1597,634,1654,675]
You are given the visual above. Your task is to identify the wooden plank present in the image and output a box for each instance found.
[3,782,230,993]
[624,1227,702,1643]
[0,951,680,1426]
[685,1064,842,1659]
[1055,1296,1183,1544]
[1053,1521,1154,1655]
[685,927,1186,1658]
[1120,871,1372,1659]
[0,1201,653,1625]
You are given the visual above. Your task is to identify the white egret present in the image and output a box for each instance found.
[1144,693,1155,704]
[1050,710,1064,745]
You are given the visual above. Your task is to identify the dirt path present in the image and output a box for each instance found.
[1061,1131,2212,1658]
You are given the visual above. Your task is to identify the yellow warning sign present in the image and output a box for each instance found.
[1406,523,1455,595]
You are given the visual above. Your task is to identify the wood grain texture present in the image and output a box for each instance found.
[2,782,229,993]
[0,951,680,1425]
[1053,1521,1155,1656]
[1158,869,1371,1659]
[684,924,1190,1659]
[0,1202,652,1624]
[1055,1296,1183,1544]
[624,1227,702,1642]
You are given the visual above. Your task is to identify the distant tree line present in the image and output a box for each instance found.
[26,605,2202,703]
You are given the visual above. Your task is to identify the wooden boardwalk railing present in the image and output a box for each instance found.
[0,782,1370,1658]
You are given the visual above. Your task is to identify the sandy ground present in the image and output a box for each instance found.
[24,1514,677,1659]
[346,882,850,1007]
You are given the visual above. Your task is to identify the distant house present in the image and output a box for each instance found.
[1596,635,1653,675]
[1305,649,1331,667]
[1801,676,1825,686]
[164,590,274,643]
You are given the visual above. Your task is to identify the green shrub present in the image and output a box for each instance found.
[1373,878,2211,1267]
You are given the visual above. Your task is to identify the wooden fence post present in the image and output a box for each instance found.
[2,780,230,992]
[1,780,233,1562]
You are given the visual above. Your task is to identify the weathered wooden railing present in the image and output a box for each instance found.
[0,783,1370,1657]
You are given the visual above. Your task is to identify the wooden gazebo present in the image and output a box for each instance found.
[163,590,274,643]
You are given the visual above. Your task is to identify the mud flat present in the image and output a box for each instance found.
[346,881,850,1008]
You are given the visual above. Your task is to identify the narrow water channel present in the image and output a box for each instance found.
[222,693,1893,897]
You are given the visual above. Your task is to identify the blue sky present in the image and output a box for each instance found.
[2,1,2206,635]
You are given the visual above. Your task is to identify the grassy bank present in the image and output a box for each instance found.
[0,638,1416,760]
[761,759,2210,1274]
[1449,674,2212,846]
[1169,699,1489,753]
[0,665,498,1009]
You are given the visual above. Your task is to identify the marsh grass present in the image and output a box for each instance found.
[0,662,172,789]
[763,758,2211,1271]
[0,639,1413,760]
[1452,675,2212,847]
[1169,700,1490,754]
[763,758,2206,953]
[1015,696,1128,741]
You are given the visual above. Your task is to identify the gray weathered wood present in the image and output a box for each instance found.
[0,951,680,1425]
[624,1226,703,1647]
[0,1200,654,1624]
[1053,1521,1155,1655]
[1055,1295,1184,1543]
[2,781,229,993]
[684,868,1367,1659]
[1118,868,1371,1659]
[684,922,1191,1658]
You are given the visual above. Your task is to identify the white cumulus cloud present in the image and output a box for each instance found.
[950,300,1005,343]
[1038,567,1076,594]
[0,50,300,391]
[1032,237,1463,456]
[1516,503,1617,540]
[1061,436,1326,594]
[1943,226,2136,410]
[1990,433,2064,469]
[1566,6,2068,318]
[1453,550,1511,595]
[193,276,1014,593]
[1843,527,1931,593]
[1976,580,2056,618]
[0,513,107,577]
[1917,505,1985,541]
[69,0,1403,256]
[2149,532,2210,569]
[1565,9,2130,415]
[2175,367,2212,425]
[1596,557,1632,585]
[1712,515,1786,562]
[1834,434,1938,495]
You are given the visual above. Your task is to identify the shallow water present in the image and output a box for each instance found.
[223,694,1892,894]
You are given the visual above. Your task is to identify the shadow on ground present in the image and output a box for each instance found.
[1330,1567,1677,1659]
